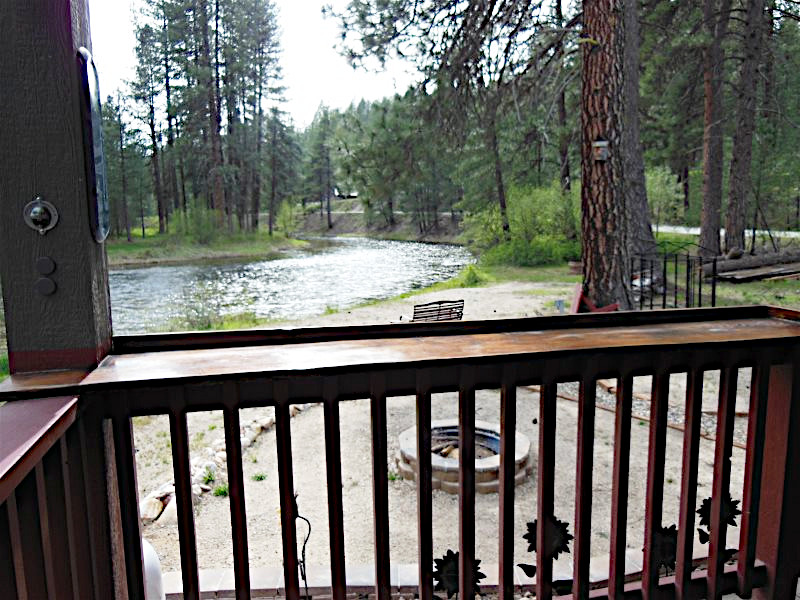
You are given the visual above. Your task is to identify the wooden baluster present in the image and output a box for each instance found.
[642,372,670,598]
[573,378,596,600]
[609,374,633,598]
[499,368,516,600]
[675,369,703,599]
[536,380,557,600]
[275,381,300,600]
[416,371,433,600]
[61,430,94,598]
[169,395,200,600]
[324,378,347,600]
[370,374,391,600]
[737,363,769,596]
[36,447,74,599]
[707,368,738,599]
[0,501,17,598]
[459,374,476,600]
[111,412,146,600]
[7,475,48,599]
[223,381,251,600]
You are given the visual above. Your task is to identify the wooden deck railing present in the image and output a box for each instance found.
[1,306,800,599]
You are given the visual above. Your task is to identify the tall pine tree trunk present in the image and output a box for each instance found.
[486,98,510,240]
[118,104,132,243]
[198,0,224,217]
[581,0,632,309]
[623,0,658,259]
[725,0,764,254]
[699,0,732,258]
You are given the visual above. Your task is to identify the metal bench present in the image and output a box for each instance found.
[412,299,465,322]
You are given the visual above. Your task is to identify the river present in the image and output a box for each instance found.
[109,237,474,334]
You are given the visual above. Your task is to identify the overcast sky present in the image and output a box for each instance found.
[87,0,416,128]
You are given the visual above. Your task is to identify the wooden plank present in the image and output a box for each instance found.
[5,313,800,399]
[0,396,77,504]
[61,428,94,599]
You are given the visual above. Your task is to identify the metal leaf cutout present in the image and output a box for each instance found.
[432,549,486,599]
[651,524,678,573]
[696,493,741,545]
[521,516,574,560]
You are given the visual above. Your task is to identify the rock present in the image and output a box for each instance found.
[203,462,217,475]
[258,416,275,431]
[192,471,204,485]
[157,496,178,526]
[153,482,174,499]
[140,495,165,523]
[192,483,203,497]
[290,405,301,417]
[240,435,251,450]
[245,428,260,445]
[212,438,226,452]
[215,451,227,464]
[199,484,211,492]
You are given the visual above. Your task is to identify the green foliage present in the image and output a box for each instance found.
[203,468,215,485]
[213,483,229,497]
[276,201,299,237]
[482,236,581,267]
[251,472,267,481]
[647,166,683,228]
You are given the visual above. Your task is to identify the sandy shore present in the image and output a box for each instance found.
[132,280,751,583]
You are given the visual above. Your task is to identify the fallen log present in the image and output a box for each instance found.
[702,250,800,276]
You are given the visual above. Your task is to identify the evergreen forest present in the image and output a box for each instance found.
[105,0,800,292]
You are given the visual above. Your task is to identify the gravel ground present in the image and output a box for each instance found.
[132,281,751,577]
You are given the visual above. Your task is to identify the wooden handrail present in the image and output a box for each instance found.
[0,396,77,504]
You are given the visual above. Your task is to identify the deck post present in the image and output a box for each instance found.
[754,360,800,599]
[0,0,111,373]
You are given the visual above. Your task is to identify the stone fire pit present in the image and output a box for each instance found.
[396,419,533,494]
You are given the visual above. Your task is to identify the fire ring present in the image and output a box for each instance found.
[396,419,534,494]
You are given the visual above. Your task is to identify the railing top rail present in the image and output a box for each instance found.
[0,396,76,504]
[0,306,798,401]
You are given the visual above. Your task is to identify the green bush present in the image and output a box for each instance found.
[647,166,683,228]
[482,236,581,267]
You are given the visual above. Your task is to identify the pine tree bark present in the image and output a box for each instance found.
[699,0,733,258]
[117,100,132,242]
[581,0,632,309]
[725,0,764,254]
[486,98,510,240]
[198,0,224,216]
[622,0,658,259]
[555,0,576,241]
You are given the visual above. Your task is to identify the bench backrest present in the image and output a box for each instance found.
[412,299,465,322]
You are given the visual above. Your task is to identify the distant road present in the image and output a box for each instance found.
[657,224,800,240]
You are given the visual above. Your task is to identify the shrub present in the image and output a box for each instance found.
[213,483,229,497]
[482,236,581,267]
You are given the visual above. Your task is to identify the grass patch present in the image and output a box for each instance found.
[132,415,154,427]
[251,472,267,481]
[203,468,216,485]
[106,231,307,267]
[213,483,229,497]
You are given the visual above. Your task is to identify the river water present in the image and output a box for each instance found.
[109,237,474,334]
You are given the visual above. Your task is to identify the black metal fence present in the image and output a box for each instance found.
[632,254,718,310]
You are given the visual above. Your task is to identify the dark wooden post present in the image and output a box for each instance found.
[0,0,111,374]
[754,361,800,599]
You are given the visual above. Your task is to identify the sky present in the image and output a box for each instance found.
[87,0,417,128]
